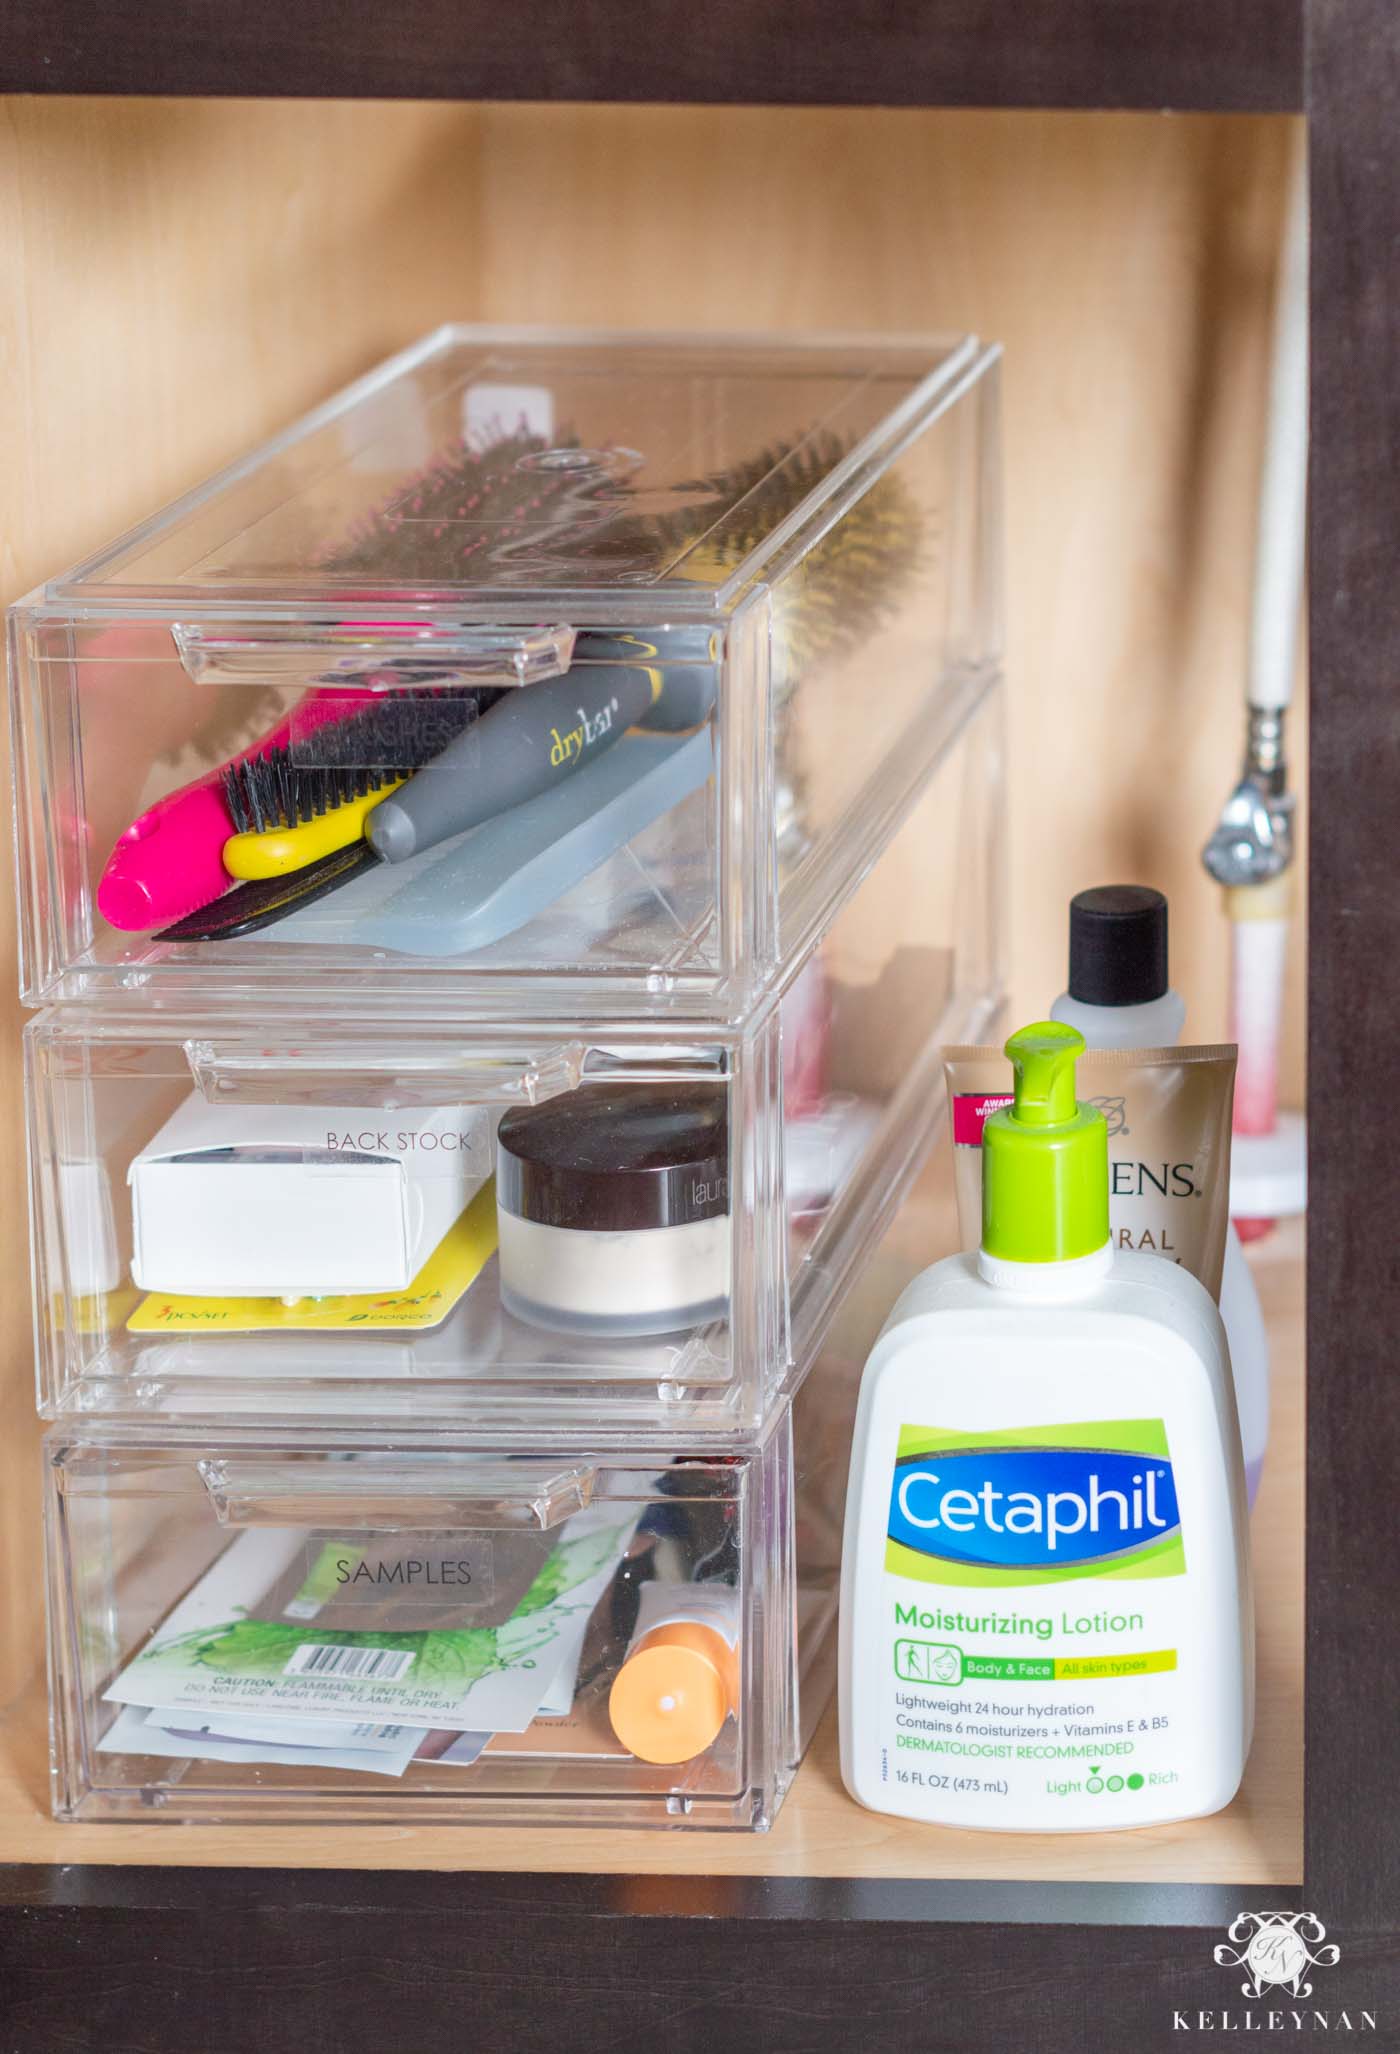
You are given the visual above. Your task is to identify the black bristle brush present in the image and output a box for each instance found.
[154,681,508,940]
[220,679,506,835]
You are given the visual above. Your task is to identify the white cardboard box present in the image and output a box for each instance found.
[128,1097,491,1297]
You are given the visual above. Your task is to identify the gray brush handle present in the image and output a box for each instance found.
[369,661,713,863]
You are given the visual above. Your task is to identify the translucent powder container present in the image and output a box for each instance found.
[495,1085,730,1337]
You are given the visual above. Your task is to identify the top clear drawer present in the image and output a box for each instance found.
[8,326,1001,1017]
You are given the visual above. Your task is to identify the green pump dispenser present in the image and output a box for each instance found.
[981,1022,1111,1263]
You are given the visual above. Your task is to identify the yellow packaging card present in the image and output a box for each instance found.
[59,1287,144,1337]
[127,1181,497,1335]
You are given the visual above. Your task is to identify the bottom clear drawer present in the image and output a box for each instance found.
[44,1342,854,1830]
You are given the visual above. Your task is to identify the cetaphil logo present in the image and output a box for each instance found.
[887,1444,1180,1573]
[1214,1914,1341,2000]
[1172,1913,1374,2033]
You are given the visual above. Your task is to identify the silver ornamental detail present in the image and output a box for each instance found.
[1214,1912,1341,1999]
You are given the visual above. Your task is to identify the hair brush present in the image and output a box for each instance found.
[219,679,509,880]
[324,427,924,873]
[97,688,386,932]
[164,432,920,941]
[589,432,924,857]
[321,426,634,582]
[326,425,922,678]
[588,432,924,674]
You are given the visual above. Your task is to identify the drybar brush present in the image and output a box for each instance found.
[157,661,716,942]
[135,421,920,940]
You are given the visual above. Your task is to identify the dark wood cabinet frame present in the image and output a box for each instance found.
[3,3,1396,2046]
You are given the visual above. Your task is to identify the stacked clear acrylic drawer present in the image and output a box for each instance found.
[11,326,1004,1826]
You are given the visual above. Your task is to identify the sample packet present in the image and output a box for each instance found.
[98,1704,427,1777]
[102,1703,501,1779]
[146,1707,422,1754]
[105,1507,637,1734]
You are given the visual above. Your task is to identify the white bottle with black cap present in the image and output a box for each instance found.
[1050,886,1269,1505]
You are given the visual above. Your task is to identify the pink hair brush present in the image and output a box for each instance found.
[97,690,379,931]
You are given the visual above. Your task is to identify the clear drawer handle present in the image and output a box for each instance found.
[172,621,576,691]
[182,1039,587,1108]
[198,1458,597,1531]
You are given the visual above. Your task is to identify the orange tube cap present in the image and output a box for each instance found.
[608,1641,731,1765]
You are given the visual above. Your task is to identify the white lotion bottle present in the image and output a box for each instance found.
[1049,884,1269,1504]
[839,1022,1253,1831]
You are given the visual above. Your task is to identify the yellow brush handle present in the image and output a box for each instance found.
[222,781,404,880]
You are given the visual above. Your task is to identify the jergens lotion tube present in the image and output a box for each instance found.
[1050,884,1269,1506]
[839,1023,1253,1831]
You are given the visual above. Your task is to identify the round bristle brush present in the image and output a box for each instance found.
[321,425,923,679]
[591,433,924,858]
[321,428,632,582]
[596,432,925,675]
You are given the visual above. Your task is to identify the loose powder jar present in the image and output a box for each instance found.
[495,1084,730,1337]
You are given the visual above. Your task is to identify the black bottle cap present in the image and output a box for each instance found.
[1067,885,1170,1007]
[497,1083,729,1232]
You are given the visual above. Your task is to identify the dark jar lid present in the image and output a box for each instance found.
[497,1084,730,1232]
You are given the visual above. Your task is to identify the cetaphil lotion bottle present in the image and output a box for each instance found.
[839,1022,1253,1831]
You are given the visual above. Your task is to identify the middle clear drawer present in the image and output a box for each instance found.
[27,733,1002,1431]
